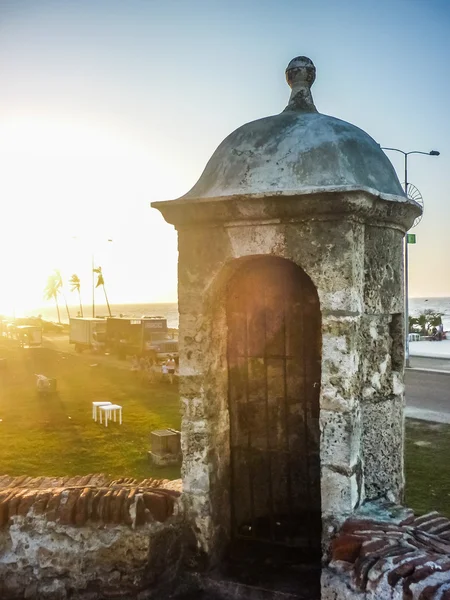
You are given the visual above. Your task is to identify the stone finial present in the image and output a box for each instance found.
[284,56,318,113]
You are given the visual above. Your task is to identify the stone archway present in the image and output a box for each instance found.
[226,256,322,560]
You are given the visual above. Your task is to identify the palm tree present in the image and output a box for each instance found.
[44,273,61,324]
[69,274,83,317]
[55,270,71,321]
[93,266,112,317]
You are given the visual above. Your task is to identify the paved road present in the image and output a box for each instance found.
[405,369,450,417]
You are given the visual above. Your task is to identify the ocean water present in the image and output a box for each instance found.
[20,303,180,329]
[11,298,450,332]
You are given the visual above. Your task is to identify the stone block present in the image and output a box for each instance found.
[321,467,360,518]
[320,409,361,470]
[361,395,404,502]
[357,315,398,399]
[321,331,361,410]
[227,223,287,258]
[286,220,365,314]
[364,226,404,314]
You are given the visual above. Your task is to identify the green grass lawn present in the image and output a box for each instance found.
[0,339,181,480]
[1,337,449,518]
[405,419,450,518]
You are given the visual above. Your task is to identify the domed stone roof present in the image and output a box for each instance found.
[180,56,405,202]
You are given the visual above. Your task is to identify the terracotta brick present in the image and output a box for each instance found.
[0,490,16,526]
[110,489,127,524]
[0,476,14,488]
[423,518,450,535]
[57,489,80,524]
[16,491,37,517]
[75,488,92,526]
[342,518,403,536]
[403,564,442,596]
[86,474,108,487]
[8,489,27,516]
[353,554,380,591]
[413,511,440,525]
[440,587,450,599]
[97,489,113,523]
[10,475,29,488]
[89,488,105,521]
[45,490,62,521]
[414,530,450,554]
[360,537,396,558]
[32,490,52,515]
[331,534,364,563]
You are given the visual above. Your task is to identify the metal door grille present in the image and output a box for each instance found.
[227,258,321,553]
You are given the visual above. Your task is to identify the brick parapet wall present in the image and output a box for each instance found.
[0,474,182,528]
[0,474,185,599]
[325,500,450,599]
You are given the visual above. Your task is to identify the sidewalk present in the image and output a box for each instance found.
[409,339,450,360]
[409,339,450,373]
[409,355,450,373]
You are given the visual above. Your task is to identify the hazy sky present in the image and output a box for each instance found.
[1,0,449,314]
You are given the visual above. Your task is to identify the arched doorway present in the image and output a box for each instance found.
[227,257,321,561]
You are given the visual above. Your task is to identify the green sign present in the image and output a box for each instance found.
[407,234,416,244]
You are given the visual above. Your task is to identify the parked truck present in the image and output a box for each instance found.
[105,316,178,360]
[69,317,107,352]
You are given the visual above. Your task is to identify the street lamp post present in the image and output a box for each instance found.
[381,147,440,367]
[71,236,112,319]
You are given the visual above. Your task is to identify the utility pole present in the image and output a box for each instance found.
[381,147,440,367]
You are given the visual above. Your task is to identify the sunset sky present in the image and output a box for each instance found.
[0,0,449,316]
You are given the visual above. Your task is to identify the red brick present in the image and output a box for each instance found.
[45,490,62,521]
[97,489,113,523]
[110,489,127,524]
[75,488,92,526]
[0,490,16,525]
[16,490,37,517]
[8,489,27,516]
[32,490,52,515]
[331,534,364,563]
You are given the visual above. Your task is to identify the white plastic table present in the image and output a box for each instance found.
[99,404,122,427]
[92,401,112,421]
[408,333,421,342]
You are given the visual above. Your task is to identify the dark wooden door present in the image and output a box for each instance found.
[227,257,321,555]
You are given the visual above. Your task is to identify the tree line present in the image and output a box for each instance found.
[44,268,111,323]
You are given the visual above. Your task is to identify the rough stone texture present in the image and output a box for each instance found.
[324,500,450,599]
[0,474,184,599]
[152,208,412,559]
[361,396,405,502]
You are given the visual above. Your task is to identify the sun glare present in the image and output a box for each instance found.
[0,115,179,315]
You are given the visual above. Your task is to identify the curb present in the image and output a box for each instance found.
[410,354,450,361]
[407,367,450,376]
[405,406,450,425]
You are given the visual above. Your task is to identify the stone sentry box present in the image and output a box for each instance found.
[152,57,420,566]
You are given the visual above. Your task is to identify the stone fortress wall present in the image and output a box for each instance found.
[0,474,184,599]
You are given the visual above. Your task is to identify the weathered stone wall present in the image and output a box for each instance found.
[0,474,183,599]
[361,225,406,504]
[175,197,406,559]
